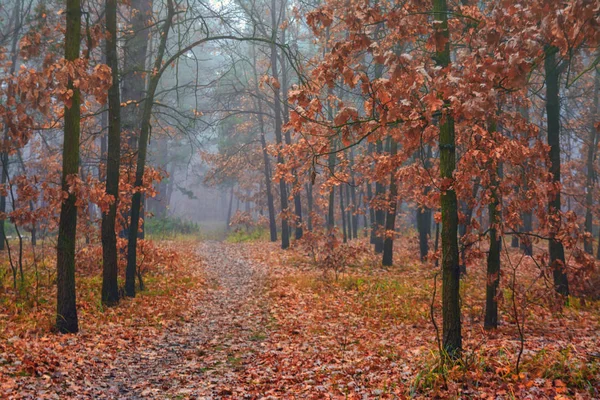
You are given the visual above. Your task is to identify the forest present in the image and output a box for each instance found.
[0,0,599,398]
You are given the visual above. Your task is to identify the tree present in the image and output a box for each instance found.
[269,0,290,250]
[433,0,461,356]
[382,138,398,266]
[544,46,569,297]
[101,0,122,306]
[56,0,82,333]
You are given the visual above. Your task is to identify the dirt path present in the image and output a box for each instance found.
[97,241,271,399]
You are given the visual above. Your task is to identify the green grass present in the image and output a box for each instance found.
[226,227,268,243]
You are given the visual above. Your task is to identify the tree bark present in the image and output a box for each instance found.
[382,139,398,266]
[270,0,289,249]
[101,0,121,306]
[417,145,432,261]
[544,46,569,297]
[485,122,501,330]
[434,0,461,357]
[56,0,81,333]
[374,140,386,254]
[584,65,599,254]
[340,184,347,243]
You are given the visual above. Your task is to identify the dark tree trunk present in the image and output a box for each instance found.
[520,209,533,256]
[417,208,431,261]
[340,184,347,243]
[56,0,81,333]
[584,65,599,254]
[434,0,461,357]
[306,183,313,232]
[126,0,174,297]
[417,145,432,261]
[366,181,376,244]
[485,123,501,330]
[101,0,122,306]
[270,0,289,249]
[349,148,358,239]
[374,140,386,254]
[327,142,336,231]
[545,46,569,297]
[345,184,353,241]
[382,139,398,266]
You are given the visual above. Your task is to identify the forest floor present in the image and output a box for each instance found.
[1,238,599,399]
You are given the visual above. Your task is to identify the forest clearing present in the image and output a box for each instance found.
[1,0,600,398]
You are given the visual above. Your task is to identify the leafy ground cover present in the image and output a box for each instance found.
[1,237,598,398]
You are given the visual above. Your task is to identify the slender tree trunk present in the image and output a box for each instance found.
[270,0,289,249]
[382,139,398,266]
[521,208,533,256]
[417,145,432,261]
[306,183,313,232]
[345,184,353,240]
[485,122,501,330]
[340,184,347,243]
[349,148,358,239]
[545,46,569,297]
[56,0,81,333]
[417,208,431,261]
[374,140,386,253]
[584,65,599,254]
[101,0,121,306]
[366,181,376,244]
[434,0,461,357]
[126,0,174,297]
[327,142,336,231]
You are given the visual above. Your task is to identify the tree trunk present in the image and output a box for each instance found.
[382,139,398,266]
[374,140,386,254]
[485,123,501,330]
[434,0,461,357]
[345,184,353,240]
[101,0,122,306]
[126,0,174,297]
[366,181,376,244]
[584,64,599,254]
[545,46,569,297]
[270,0,289,249]
[417,145,432,261]
[340,184,347,243]
[327,142,336,231]
[306,183,313,232]
[349,148,358,239]
[56,0,81,333]
[417,208,431,261]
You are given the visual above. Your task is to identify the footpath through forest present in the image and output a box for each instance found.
[96,241,272,398]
